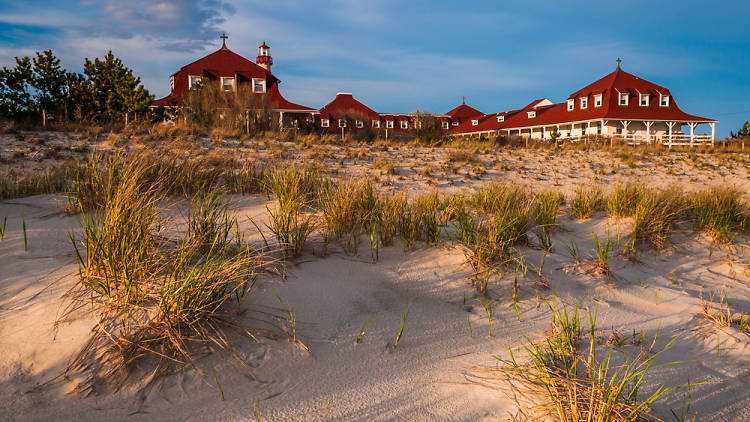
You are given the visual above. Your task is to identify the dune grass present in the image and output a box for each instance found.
[607,184,644,218]
[633,189,684,249]
[533,190,565,227]
[700,289,750,336]
[571,185,605,219]
[687,186,748,243]
[496,299,685,421]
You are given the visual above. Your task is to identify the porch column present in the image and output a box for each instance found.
[620,120,631,141]
[279,111,284,129]
[710,122,715,145]
[542,126,546,140]
[666,121,675,149]
[644,121,654,143]
[689,122,697,146]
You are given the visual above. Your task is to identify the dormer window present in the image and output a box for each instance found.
[221,77,235,92]
[189,75,202,89]
[452,122,459,126]
[497,115,505,122]
[594,94,602,108]
[660,94,670,107]
[386,120,394,129]
[373,120,380,128]
[527,111,536,118]
[471,120,479,126]
[400,121,408,129]
[356,120,363,128]
[640,94,649,107]
[619,92,629,106]
[567,99,574,111]
[580,97,588,110]
[442,121,449,129]
[321,119,329,128]
[338,119,346,128]
[252,78,266,93]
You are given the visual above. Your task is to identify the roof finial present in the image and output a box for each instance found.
[616,57,622,70]
[462,96,466,105]
[220,32,228,50]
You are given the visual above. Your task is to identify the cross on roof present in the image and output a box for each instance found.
[616,57,622,70]
[220,32,228,49]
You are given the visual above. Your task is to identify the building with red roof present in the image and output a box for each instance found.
[151,34,315,126]
[451,61,717,145]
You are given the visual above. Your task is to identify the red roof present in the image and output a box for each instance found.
[319,93,379,120]
[151,46,313,112]
[450,68,714,135]
[445,103,484,122]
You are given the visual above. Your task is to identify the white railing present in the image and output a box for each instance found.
[567,133,713,147]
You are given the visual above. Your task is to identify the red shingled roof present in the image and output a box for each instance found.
[319,93,379,119]
[151,46,314,112]
[450,68,714,135]
[445,103,484,122]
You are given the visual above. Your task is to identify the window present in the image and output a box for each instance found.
[189,75,202,89]
[386,120,394,129]
[372,120,380,128]
[471,120,479,126]
[567,99,574,111]
[580,97,588,109]
[170,75,175,91]
[221,77,235,92]
[527,111,536,118]
[338,119,346,128]
[356,120,363,128]
[497,115,505,122]
[442,121,449,129]
[452,122,459,126]
[321,119,329,128]
[640,94,649,107]
[594,94,602,108]
[619,92,629,106]
[252,78,266,93]
[400,120,408,129]
[660,94,669,107]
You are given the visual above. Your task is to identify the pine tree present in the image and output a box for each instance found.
[83,51,153,121]
[30,50,68,119]
[0,57,33,120]
[736,121,750,139]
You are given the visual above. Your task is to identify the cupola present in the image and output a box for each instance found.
[256,42,273,70]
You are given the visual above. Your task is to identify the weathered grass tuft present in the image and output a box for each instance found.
[633,189,684,249]
[571,185,605,219]
[533,190,564,227]
[688,186,748,243]
[607,184,644,218]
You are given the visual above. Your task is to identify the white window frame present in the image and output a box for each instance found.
[471,119,479,126]
[567,99,574,111]
[452,121,459,126]
[580,97,588,110]
[356,120,363,128]
[386,120,394,129]
[338,119,346,128]
[527,111,536,118]
[221,77,235,92]
[372,120,380,128]
[321,119,329,128]
[400,120,408,129]
[189,75,202,89]
[252,78,266,93]
[619,92,629,106]
[594,94,602,108]
[640,93,649,107]
[497,115,504,122]
[442,121,449,129]
[660,94,669,107]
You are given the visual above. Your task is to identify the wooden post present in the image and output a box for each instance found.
[245,110,249,135]
[125,112,128,126]
[42,109,46,129]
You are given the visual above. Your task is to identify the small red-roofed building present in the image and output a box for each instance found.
[151,34,315,126]
[450,61,717,146]
[445,97,485,128]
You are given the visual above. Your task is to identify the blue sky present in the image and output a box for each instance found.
[1,0,748,136]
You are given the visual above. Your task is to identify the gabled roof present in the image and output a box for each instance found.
[177,48,272,80]
[319,93,379,119]
[446,103,484,121]
[568,68,669,99]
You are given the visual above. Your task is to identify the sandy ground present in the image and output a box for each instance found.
[2,133,750,421]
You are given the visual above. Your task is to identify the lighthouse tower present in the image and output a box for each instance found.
[256,42,273,71]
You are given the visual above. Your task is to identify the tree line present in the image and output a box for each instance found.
[0,50,152,125]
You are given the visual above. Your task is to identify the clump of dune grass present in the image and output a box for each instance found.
[571,185,605,219]
[633,189,684,249]
[488,299,685,421]
[607,184,644,218]
[688,186,748,243]
[0,162,76,201]
[592,231,615,275]
[700,289,750,336]
[533,190,564,227]
[66,160,270,394]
